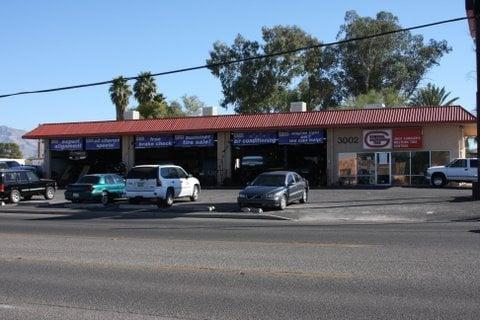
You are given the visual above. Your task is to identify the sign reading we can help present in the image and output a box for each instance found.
[393,128,422,149]
[363,130,392,149]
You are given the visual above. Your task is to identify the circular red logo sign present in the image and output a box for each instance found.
[364,131,391,148]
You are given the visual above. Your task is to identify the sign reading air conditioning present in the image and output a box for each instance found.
[363,130,392,149]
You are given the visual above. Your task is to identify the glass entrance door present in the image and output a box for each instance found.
[376,152,391,185]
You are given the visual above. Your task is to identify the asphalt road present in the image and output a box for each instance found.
[0,211,479,319]
[4,187,480,223]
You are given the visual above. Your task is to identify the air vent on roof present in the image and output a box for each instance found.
[124,110,140,120]
[290,102,307,112]
[365,104,386,109]
[202,107,218,116]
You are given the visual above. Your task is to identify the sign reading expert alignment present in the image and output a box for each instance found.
[363,128,423,150]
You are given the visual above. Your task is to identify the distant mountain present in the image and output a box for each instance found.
[0,126,38,158]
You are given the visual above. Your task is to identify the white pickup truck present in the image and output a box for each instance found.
[426,158,478,187]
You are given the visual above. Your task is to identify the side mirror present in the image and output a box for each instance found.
[188,174,193,178]
[246,181,252,186]
[288,181,295,186]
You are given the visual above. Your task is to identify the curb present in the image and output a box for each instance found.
[0,207,291,221]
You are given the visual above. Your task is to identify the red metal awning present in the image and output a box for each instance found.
[23,106,476,139]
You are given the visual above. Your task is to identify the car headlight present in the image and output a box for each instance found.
[265,193,279,199]
[238,193,246,198]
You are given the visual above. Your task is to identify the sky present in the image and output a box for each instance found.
[0,0,476,131]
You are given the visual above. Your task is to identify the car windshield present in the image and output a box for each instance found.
[252,174,285,187]
[77,176,100,184]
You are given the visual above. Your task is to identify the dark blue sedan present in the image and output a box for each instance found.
[237,171,309,210]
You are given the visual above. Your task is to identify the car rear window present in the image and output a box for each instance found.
[126,167,158,179]
[471,159,478,168]
[78,176,101,184]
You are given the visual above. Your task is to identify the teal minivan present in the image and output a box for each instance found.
[65,174,125,205]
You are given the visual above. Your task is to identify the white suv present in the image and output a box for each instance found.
[426,158,478,187]
[125,165,201,207]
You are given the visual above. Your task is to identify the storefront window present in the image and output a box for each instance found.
[357,153,375,185]
[431,151,450,167]
[410,151,430,185]
[392,152,410,186]
[337,150,450,186]
[338,153,357,185]
[411,152,430,175]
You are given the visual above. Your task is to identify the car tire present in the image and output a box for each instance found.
[10,190,21,204]
[431,173,447,187]
[101,192,110,206]
[299,189,308,204]
[164,188,174,207]
[278,195,287,210]
[190,185,199,202]
[44,186,55,200]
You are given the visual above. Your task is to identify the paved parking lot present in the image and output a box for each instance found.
[2,187,480,223]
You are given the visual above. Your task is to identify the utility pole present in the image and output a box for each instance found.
[466,0,480,200]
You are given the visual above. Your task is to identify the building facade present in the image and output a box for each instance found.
[23,106,477,187]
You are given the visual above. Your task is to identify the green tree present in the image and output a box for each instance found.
[409,83,459,106]
[109,76,132,120]
[0,142,23,159]
[133,72,157,104]
[136,100,168,119]
[207,26,340,113]
[343,88,407,109]
[166,101,185,117]
[181,95,205,116]
[336,11,451,98]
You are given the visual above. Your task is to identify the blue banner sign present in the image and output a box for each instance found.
[174,134,215,147]
[278,130,325,144]
[85,137,120,150]
[135,135,174,149]
[232,132,277,145]
[50,138,83,151]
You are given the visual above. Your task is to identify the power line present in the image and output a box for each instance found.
[0,15,469,99]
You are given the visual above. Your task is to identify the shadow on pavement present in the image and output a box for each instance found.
[449,196,477,203]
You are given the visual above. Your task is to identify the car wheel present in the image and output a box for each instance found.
[101,192,110,206]
[431,173,447,187]
[10,190,21,204]
[23,195,33,201]
[299,189,308,204]
[164,189,174,207]
[278,195,287,210]
[190,185,199,202]
[44,186,55,200]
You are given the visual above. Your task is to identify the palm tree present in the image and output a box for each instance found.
[109,76,132,120]
[133,72,157,104]
[409,83,459,107]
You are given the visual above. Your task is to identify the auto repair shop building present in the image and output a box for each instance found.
[23,105,476,187]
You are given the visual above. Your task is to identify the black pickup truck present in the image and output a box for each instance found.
[0,169,56,203]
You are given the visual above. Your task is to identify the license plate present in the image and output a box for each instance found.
[73,193,79,198]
